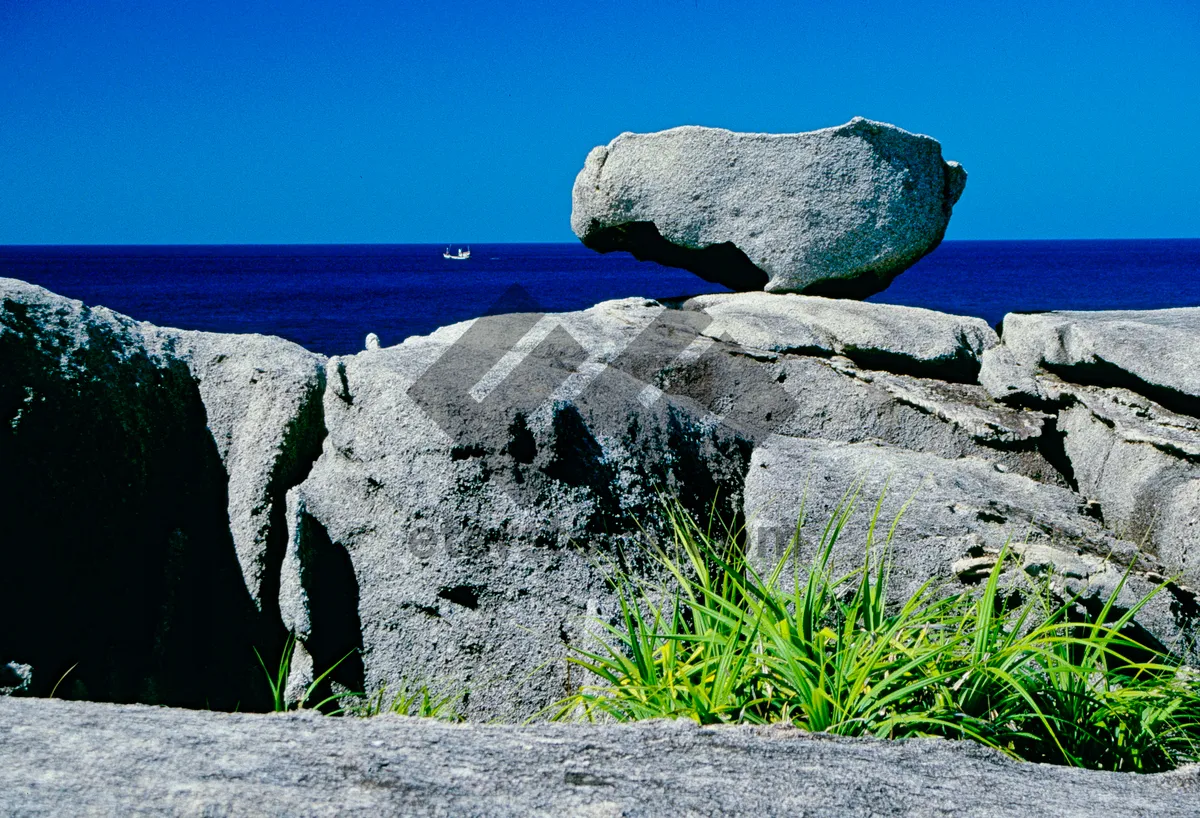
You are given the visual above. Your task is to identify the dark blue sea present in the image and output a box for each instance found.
[2,241,1198,356]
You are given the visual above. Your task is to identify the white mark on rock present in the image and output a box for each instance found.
[637,384,664,409]
[468,315,562,404]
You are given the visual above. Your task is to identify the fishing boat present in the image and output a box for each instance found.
[443,246,471,260]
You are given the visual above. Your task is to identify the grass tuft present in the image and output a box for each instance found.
[254,634,357,714]
[555,491,1200,773]
[347,681,464,721]
[255,636,465,720]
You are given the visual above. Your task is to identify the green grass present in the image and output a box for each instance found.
[254,635,464,720]
[254,634,355,714]
[554,489,1200,773]
[347,681,464,721]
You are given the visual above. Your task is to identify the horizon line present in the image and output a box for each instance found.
[3,237,1200,249]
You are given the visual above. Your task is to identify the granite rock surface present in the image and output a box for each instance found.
[0,279,320,709]
[2,697,1197,817]
[1001,309,1200,416]
[571,118,966,297]
[4,279,1199,718]
[983,308,1200,589]
[684,291,998,382]
[282,295,1074,718]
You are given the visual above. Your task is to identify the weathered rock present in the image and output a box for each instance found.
[1056,385,1200,588]
[979,344,1049,406]
[282,298,762,720]
[1002,309,1200,417]
[281,293,1077,719]
[0,661,32,695]
[763,350,1062,485]
[3,697,1198,817]
[0,279,323,709]
[146,329,327,614]
[742,437,1195,658]
[571,118,967,297]
[1,280,255,706]
[684,292,998,382]
[989,308,1200,592]
[5,278,1198,722]
[742,436,1129,581]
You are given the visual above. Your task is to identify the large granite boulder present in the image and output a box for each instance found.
[571,118,967,297]
[0,279,323,709]
[280,298,766,719]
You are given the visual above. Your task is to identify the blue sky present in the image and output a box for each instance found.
[2,0,1198,244]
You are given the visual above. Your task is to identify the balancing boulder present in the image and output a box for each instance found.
[571,117,967,298]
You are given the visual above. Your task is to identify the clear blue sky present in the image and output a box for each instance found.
[2,0,1198,244]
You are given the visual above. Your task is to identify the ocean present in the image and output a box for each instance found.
[2,240,1198,357]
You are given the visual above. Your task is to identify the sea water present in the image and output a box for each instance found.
[1,240,1197,356]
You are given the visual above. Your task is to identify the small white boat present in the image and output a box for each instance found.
[443,246,471,260]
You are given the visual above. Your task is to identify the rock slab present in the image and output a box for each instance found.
[1001,309,1200,416]
[2,697,1197,817]
[986,308,1200,587]
[685,291,998,382]
[571,117,966,297]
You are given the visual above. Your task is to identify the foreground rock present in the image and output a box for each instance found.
[281,298,763,718]
[2,698,1197,817]
[571,118,967,297]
